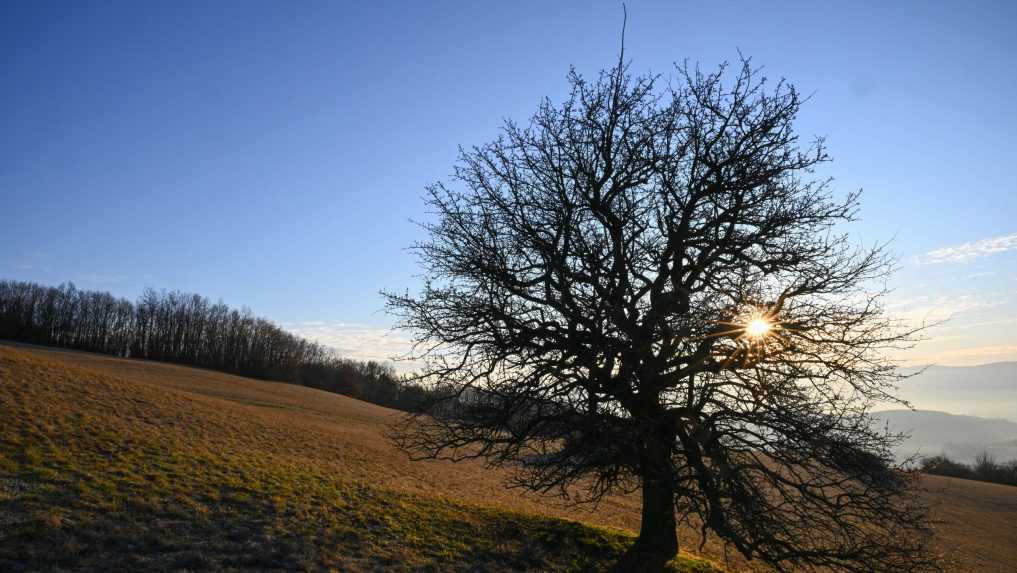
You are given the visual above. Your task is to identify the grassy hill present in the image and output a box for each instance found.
[0,343,717,572]
[1,342,1015,572]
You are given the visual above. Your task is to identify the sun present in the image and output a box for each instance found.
[709,305,781,348]
[745,317,772,338]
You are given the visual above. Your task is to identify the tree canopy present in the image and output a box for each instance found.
[387,54,938,573]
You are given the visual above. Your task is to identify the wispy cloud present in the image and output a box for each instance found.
[943,316,1017,331]
[282,321,420,371]
[885,294,1004,324]
[916,232,1017,264]
[899,344,1017,367]
[77,273,128,284]
[13,263,52,273]
[966,271,995,279]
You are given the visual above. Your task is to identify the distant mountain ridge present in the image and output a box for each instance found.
[872,409,1017,464]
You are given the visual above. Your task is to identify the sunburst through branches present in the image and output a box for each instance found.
[709,305,786,367]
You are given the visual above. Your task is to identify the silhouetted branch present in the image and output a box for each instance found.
[386,55,939,572]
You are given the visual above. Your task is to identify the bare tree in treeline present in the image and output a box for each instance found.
[386,54,939,572]
[921,452,1017,486]
[0,279,428,412]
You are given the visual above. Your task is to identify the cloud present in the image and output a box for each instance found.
[966,271,995,279]
[77,273,128,284]
[916,232,1017,264]
[14,263,51,272]
[945,316,1017,331]
[282,321,420,371]
[899,344,1017,367]
[885,294,1003,325]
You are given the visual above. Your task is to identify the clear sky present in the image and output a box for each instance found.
[2,0,1016,365]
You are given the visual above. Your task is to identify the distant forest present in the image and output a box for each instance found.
[0,279,430,412]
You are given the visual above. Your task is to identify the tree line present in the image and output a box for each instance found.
[0,279,430,412]
[920,453,1017,487]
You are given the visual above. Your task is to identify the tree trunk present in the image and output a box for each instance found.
[611,439,679,572]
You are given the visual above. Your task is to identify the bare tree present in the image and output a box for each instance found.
[385,55,938,572]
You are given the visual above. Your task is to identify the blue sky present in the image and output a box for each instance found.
[2,0,1016,365]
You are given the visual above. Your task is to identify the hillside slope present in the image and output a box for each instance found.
[0,343,715,572]
[2,343,1015,571]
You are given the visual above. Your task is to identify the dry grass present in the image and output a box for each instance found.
[0,343,717,572]
[1,342,1013,572]
[920,475,1017,572]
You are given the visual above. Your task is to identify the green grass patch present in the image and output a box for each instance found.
[0,348,721,572]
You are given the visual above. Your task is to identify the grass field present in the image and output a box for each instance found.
[1,342,1014,572]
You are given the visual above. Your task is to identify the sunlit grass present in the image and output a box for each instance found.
[0,347,721,572]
